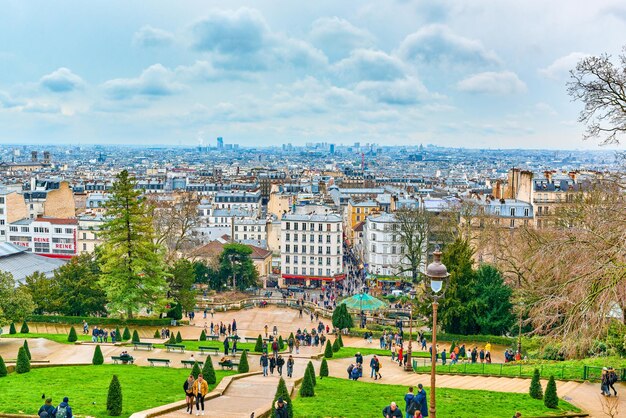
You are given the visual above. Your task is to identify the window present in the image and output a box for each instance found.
[294,223,298,231]
[326,224,331,232]
[538,207,542,215]
[286,222,290,230]
[285,267,290,274]
[524,208,529,217]
[326,246,331,254]
[294,245,298,253]
[495,207,500,215]
[310,246,314,253]
[356,208,361,214]
[286,244,290,252]
[371,244,376,252]
[510,208,516,217]
[83,243,87,251]
[294,267,298,274]
[326,257,331,265]
[34,242,50,253]
[286,233,290,242]
[318,268,323,276]
[243,234,247,240]
[391,246,396,254]
[82,233,87,240]
[318,246,322,254]
[510,219,515,228]
[310,257,314,265]
[326,268,331,276]
[318,257,322,265]
[318,235,322,243]
[302,257,306,264]
[52,237,73,244]
[294,234,298,242]
[318,224,323,231]
[326,235,331,243]
[356,216,360,221]
[286,255,290,263]
[310,268,314,275]
[21,226,29,233]
[400,246,405,254]
[310,223,314,230]
[302,223,306,230]
[235,226,239,232]
[372,233,376,241]
[294,256,298,264]
[55,228,62,234]
[309,235,314,243]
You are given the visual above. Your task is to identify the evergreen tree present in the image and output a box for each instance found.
[166,303,183,320]
[168,334,176,344]
[9,323,16,335]
[218,243,260,291]
[115,327,121,342]
[167,259,197,313]
[122,327,130,341]
[319,358,329,378]
[299,365,315,397]
[191,362,202,379]
[16,346,30,374]
[529,368,543,400]
[332,303,354,330]
[23,340,31,360]
[153,329,160,338]
[98,170,168,318]
[93,345,104,365]
[255,335,264,352]
[324,340,333,358]
[68,327,78,343]
[131,330,140,343]
[306,361,316,386]
[0,355,7,377]
[278,335,284,350]
[199,330,207,341]
[0,272,34,329]
[20,322,29,334]
[107,374,123,416]
[202,356,216,384]
[332,339,340,353]
[544,376,558,408]
[273,377,293,418]
[176,331,183,343]
[450,341,456,353]
[238,349,250,373]
[338,333,344,347]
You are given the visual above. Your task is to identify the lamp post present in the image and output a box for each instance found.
[404,304,413,371]
[423,250,450,418]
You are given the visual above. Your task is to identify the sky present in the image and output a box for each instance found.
[1,0,625,150]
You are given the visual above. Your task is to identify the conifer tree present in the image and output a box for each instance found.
[9,323,16,334]
[191,362,201,379]
[319,358,329,378]
[338,333,344,347]
[199,330,207,341]
[238,349,250,373]
[202,356,216,384]
[278,335,284,350]
[115,327,121,342]
[68,327,78,343]
[332,339,340,352]
[306,361,316,386]
[0,355,7,377]
[23,340,31,360]
[176,331,183,343]
[131,330,140,343]
[299,365,315,397]
[544,375,558,408]
[16,346,30,374]
[273,377,293,418]
[122,327,130,341]
[324,340,333,358]
[153,329,160,338]
[107,374,123,416]
[20,322,29,334]
[93,345,104,365]
[529,368,543,400]
[255,334,264,352]
[168,334,176,344]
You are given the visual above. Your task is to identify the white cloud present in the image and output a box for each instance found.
[538,52,589,79]
[0,91,23,108]
[40,68,84,92]
[333,49,407,83]
[457,71,526,95]
[399,24,501,67]
[356,77,431,105]
[534,102,558,116]
[133,25,175,48]
[309,17,375,61]
[103,64,183,100]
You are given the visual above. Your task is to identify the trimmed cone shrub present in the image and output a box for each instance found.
[544,375,558,408]
[191,362,202,379]
[114,327,121,342]
[16,346,30,374]
[529,368,543,400]
[20,322,29,334]
[338,333,344,348]
[200,330,207,341]
[273,377,293,418]
[93,345,104,365]
[23,340,31,360]
[306,361,316,386]
[278,335,284,350]
[299,365,315,397]
[9,323,16,335]
[332,339,340,353]
[153,329,160,338]
[122,327,130,341]
[107,374,123,416]
[238,349,250,373]
[0,355,7,377]
[255,335,264,352]
[320,358,329,379]
[176,331,183,343]
[450,341,456,353]
[202,356,216,384]
[131,330,140,343]
[68,327,78,343]
[324,340,333,358]
[288,332,294,340]
[168,335,176,345]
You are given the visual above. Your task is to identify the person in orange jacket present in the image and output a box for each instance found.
[192,374,209,416]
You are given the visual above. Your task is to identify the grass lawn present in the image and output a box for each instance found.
[0,333,92,344]
[331,346,431,359]
[0,365,234,417]
[292,377,580,418]
[154,340,260,353]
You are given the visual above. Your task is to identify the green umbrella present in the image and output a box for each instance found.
[341,293,387,311]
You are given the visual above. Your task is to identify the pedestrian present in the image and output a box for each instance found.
[479,349,485,363]
[272,338,279,358]
[274,397,289,418]
[347,363,355,379]
[193,374,209,416]
[203,309,207,319]
[512,413,521,418]
[232,319,237,332]
[404,387,416,418]
[223,337,230,355]
[260,353,269,377]
[382,401,403,418]
[277,355,285,376]
[287,355,294,378]
[56,397,73,418]
[38,398,56,418]
[273,325,278,336]
[288,336,294,353]
[269,355,276,375]
[415,384,429,417]
[398,346,403,367]
[607,367,618,396]
[264,324,269,338]
[370,355,379,379]
[376,356,382,379]
[441,349,447,366]
[351,364,361,381]
[210,308,214,318]
[184,374,195,415]
[232,338,238,356]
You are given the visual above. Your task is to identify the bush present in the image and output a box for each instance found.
[176,331,183,343]
[202,356,216,384]
[255,335,264,352]
[114,327,121,342]
[306,361,316,387]
[131,330,140,343]
[166,303,183,320]
[107,374,123,416]
[191,362,202,379]
[332,303,354,330]
[153,329,160,338]
[93,345,104,365]
[319,358,329,378]
[0,355,7,377]
[23,340,31,360]
[542,343,565,361]
[122,328,131,341]
[278,335,284,350]
[529,368,543,400]
[200,330,207,341]
[324,340,333,358]
[273,377,293,418]
[168,335,176,345]
[332,339,340,353]
[450,341,456,353]
[338,333,344,348]
[20,322,29,334]
[544,376,558,408]
[16,346,30,374]
[9,323,16,335]
[68,327,77,343]
[299,365,315,397]
[238,350,250,373]
[27,314,176,327]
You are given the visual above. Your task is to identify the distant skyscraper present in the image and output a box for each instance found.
[354,142,360,149]
[329,144,335,154]
[217,137,224,149]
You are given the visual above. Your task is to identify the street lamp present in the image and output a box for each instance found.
[423,250,450,418]
[404,303,414,372]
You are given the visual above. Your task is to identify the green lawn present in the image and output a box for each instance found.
[154,340,260,353]
[0,365,234,417]
[0,333,92,344]
[292,377,580,418]
[331,346,431,359]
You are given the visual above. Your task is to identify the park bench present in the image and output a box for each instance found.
[218,360,239,370]
[148,358,171,367]
[231,348,249,356]
[165,343,185,353]
[111,356,134,364]
[198,346,219,355]
[206,335,219,341]
[133,342,154,351]
[181,360,204,368]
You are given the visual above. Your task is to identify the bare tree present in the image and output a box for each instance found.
[599,394,620,418]
[568,46,626,145]
[150,192,201,260]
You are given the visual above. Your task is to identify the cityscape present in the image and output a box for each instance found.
[0,1,625,418]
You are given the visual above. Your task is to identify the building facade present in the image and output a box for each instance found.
[363,213,413,278]
[7,217,78,258]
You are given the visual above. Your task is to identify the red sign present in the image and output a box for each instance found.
[54,243,74,250]
[34,237,49,243]
[11,241,30,248]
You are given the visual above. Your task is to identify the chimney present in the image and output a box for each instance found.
[31,151,38,162]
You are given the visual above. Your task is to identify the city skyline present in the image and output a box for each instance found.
[1,1,626,150]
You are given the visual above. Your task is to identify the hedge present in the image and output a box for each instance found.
[26,314,180,327]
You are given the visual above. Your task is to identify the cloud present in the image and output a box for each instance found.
[133,25,175,48]
[538,52,589,79]
[457,71,526,95]
[0,91,23,108]
[356,77,431,105]
[271,36,328,69]
[39,67,84,92]
[399,24,501,67]
[103,64,182,100]
[309,17,375,61]
[534,102,558,116]
[333,49,407,82]
[22,102,61,114]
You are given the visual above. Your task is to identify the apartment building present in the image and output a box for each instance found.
[363,212,413,278]
[7,217,78,258]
